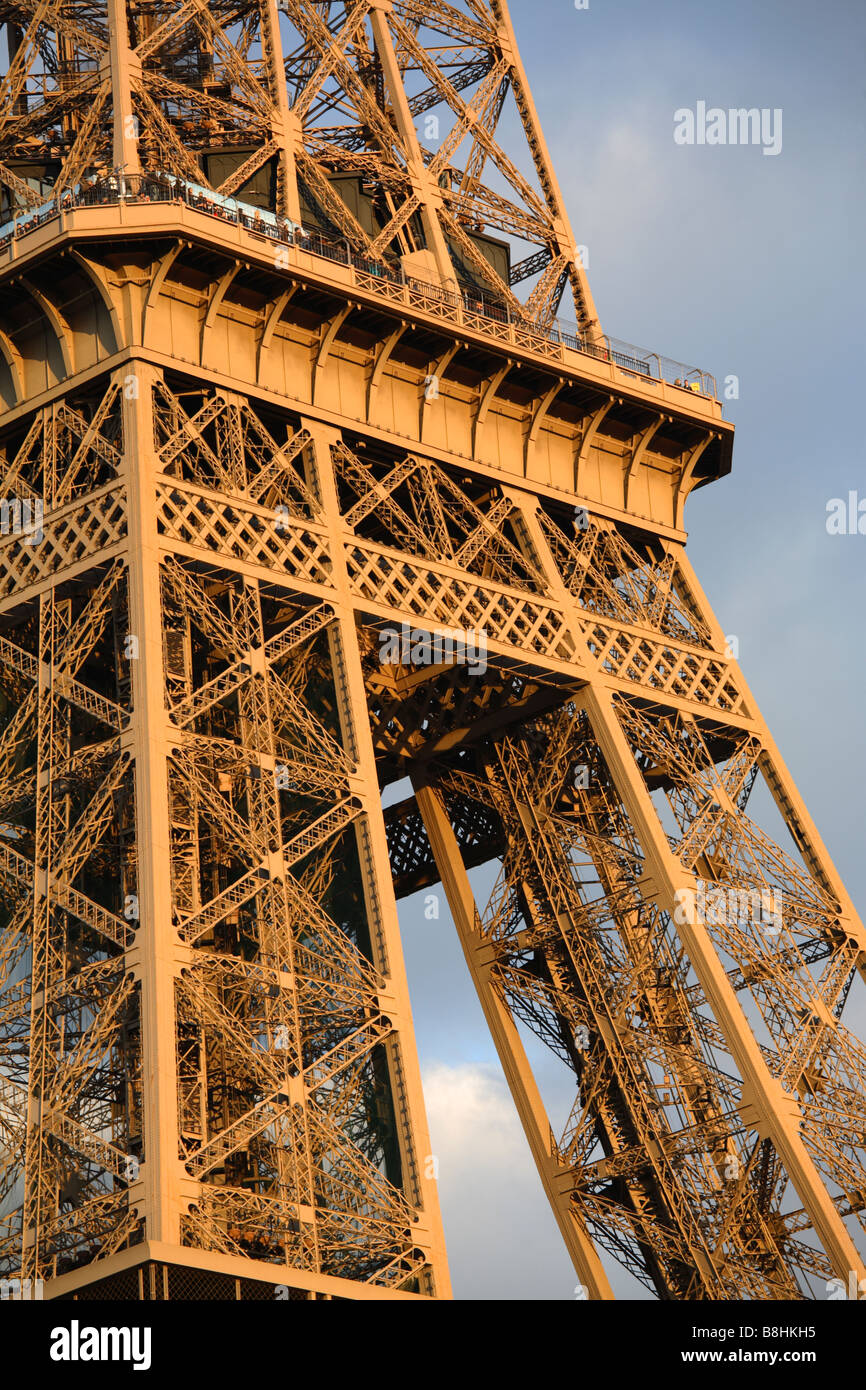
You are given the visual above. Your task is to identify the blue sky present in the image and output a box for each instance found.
[397,0,866,1300]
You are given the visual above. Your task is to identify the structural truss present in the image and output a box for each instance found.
[0,0,863,1302]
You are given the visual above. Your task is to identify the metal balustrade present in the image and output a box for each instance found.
[0,171,718,399]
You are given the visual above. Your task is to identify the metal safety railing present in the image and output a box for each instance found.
[0,171,718,399]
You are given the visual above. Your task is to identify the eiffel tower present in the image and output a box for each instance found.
[0,0,864,1303]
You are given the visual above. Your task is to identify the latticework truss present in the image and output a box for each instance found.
[0,0,598,334]
[0,0,864,1304]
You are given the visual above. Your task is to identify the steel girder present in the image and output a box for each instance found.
[0,0,863,1307]
[0,374,863,1298]
[0,0,598,334]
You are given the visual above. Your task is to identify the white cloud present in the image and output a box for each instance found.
[421,1061,582,1300]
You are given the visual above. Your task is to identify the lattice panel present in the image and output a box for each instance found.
[347,541,575,664]
[156,483,331,584]
[0,486,127,604]
[583,619,747,714]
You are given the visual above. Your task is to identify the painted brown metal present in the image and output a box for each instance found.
[0,0,862,1302]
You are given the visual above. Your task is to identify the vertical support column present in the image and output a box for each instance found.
[515,489,866,1285]
[579,683,866,1286]
[106,0,141,176]
[22,591,71,1280]
[231,572,320,1272]
[368,1,456,288]
[119,361,183,1245]
[489,0,600,339]
[261,0,303,223]
[413,779,615,1300]
[303,417,452,1298]
[676,546,866,966]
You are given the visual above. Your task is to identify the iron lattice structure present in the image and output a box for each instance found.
[0,0,864,1302]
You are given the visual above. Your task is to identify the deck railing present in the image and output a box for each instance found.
[0,173,718,399]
